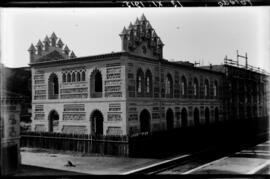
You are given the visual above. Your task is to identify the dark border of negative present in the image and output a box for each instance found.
[0,0,270,7]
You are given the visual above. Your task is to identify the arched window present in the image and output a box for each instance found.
[72,72,76,82]
[77,72,81,82]
[181,76,187,96]
[95,72,102,92]
[67,73,71,82]
[194,78,199,96]
[136,68,144,96]
[48,73,59,99]
[204,79,209,97]
[62,73,66,83]
[146,78,150,92]
[145,69,152,96]
[166,74,173,98]
[90,69,103,98]
[138,76,142,92]
[81,71,86,81]
[213,80,218,97]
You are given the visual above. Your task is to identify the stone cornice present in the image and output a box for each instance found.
[30,51,224,76]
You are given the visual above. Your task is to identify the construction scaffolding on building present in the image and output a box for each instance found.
[222,51,269,122]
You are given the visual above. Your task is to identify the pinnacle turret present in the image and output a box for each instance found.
[36,40,44,55]
[57,38,64,48]
[70,51,76,59]
[152,31,157,38]
[140,14,147,21]
[64,45,70,55]
[120,27,127,35]
[51,32,57,40]
[146,22,152,29]
[134,18,140,25]
[28,43,36,52]
[50,32,58,47]
[44,35,49,42]
[36,40,43,48]
[157,37,164,46]
[28,43,36,62]
[43,35,50,51]
[128,22,133,30]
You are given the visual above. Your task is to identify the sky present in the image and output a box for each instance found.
[1,7,269,71]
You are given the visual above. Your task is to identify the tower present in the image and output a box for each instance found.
[28,32,76,63]
[119,14,164,59]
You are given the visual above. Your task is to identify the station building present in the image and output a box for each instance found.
[29,14,268,136]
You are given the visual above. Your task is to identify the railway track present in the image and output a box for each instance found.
[125,132,269,175]
[125,147,229,175]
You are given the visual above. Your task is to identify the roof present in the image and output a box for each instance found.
[199,65,226,73]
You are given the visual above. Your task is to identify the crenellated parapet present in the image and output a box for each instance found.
[119,14,164,60]
[28,32,77,64]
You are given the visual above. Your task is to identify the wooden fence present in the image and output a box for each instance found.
[20,117,269,158]
[20,132,129,157]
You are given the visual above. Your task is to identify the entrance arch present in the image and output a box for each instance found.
[205,107,210,124]
[215,107,219,122]
[181,108,188,128]
[48,110,59,132]
[166,108,174,130]
[90,110,104,135]
[194,108,200,126]
[139,109,151,133]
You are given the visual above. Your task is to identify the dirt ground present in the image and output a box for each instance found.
[14,164,85,176]
[20,147,163,175]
